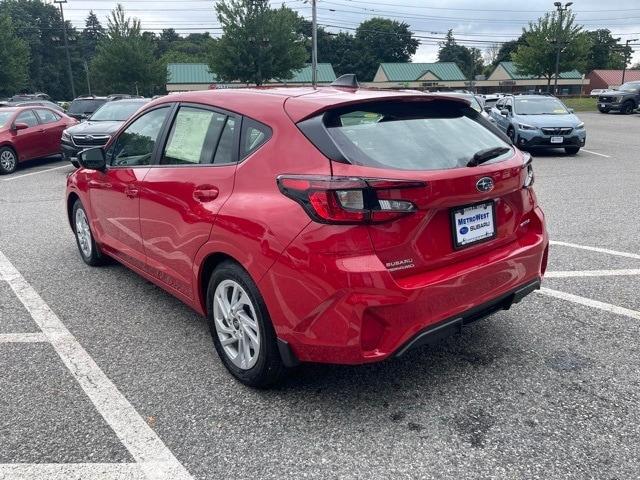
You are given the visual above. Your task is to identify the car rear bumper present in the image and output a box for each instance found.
[261,206,548,365]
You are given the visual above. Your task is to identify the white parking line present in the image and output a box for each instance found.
[0,332,48,343]
[581,148,610,158]
[538,287,640,320]
[0,463,145,480]
[1,164,70,182]
[545,269,640,278]
[550,241,640,260]
[0,250,193,480]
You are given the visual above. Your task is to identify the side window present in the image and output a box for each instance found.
[506,98,513,110]
[161,107,227,165]
[16,110,39,128]
[111,107,170,167]
[213,117,236,164]
[34,109,60,124]
[241,118,272,158]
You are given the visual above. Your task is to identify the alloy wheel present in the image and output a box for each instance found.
[213,279,261,370]
[75,208,92,258]
[0,150,16,172]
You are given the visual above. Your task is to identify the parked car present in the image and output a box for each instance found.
[482,94,502,113]
[61,98,150,166]
[66,86,548,387]
[490,94,586,154]
[10,92,51,101]
[66,96,109,121]
[597,81,640,114]
[3,99,65,112]
[438,92,496,124]
[0,106,77,174]
[589,89,606,97]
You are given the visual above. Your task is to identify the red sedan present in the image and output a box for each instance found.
[66,86,548,387]
[0,106,77,174]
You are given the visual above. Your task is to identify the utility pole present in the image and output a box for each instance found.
[553,1,572,95]
[55,0,76,99]
[311,0,318,88]
[621,38,638,84]
[84,61,91,96]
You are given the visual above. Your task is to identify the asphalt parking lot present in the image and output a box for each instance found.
[0,111,639,480]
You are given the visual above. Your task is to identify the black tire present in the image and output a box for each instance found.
[206,261,285,388]
[621,101,635,114]
[565,146,580,155]
[72,199,107,266]
[598,108,609,114]
[0,146,18,174]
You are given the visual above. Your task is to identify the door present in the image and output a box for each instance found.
[12,110,42,161]
[139,105,240,299]
[88,106,172,267]
[33,109,64,156]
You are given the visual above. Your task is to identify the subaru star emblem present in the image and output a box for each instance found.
[476,177,494,192]
[86,135,94,141]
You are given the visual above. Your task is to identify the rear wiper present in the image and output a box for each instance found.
[467,146,511,167]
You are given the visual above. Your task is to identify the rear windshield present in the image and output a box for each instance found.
[68,99,106,115]
[324,100,511,171]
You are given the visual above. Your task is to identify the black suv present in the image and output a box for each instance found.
[67,96,110,120]
[597,81,640,114]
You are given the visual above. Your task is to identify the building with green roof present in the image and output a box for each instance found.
[166,63,337,92]
[369,62,468,89]
[485,62,587,94]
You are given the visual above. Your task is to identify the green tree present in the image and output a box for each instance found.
[438,30,475,79]
[585,29,627,72]
[512,9,591,91]
[0,0,83,99]
[354,18,419,81]
[211,0,306,85]
[0,13,29,96]
[90,5,164,95]
[81,11,104,60]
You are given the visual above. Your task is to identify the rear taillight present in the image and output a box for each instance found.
[522,151,534,187]
[277,175,425,224]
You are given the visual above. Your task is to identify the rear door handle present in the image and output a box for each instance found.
[193,185,219,202]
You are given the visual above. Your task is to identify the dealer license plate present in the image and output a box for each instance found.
[451,201,496,249]
[550,136,564,144]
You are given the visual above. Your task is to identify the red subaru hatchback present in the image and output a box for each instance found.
[66,86,548,387]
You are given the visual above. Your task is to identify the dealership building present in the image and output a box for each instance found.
[166,63,337,91]
[366,61,588,94]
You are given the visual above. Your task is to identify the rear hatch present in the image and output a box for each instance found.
[296,96,530,279]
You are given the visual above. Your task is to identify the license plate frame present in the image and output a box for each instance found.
[550,136,564,144]
[450,200,497,250]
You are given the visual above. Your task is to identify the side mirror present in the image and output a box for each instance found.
[78,147,106,171]
[12,122,29,131]
[500,109,509,116]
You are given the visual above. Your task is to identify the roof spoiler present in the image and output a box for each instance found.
[331,74,359,89]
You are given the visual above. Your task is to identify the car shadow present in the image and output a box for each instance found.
[15,154,66,173]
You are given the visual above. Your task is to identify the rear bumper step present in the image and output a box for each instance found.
[394,278,541,358]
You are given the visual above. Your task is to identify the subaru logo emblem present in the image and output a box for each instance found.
[86,135,94,141]
[476,177,494,192]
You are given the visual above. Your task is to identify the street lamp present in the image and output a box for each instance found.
[553,1,573,95]
[621,38,638,84]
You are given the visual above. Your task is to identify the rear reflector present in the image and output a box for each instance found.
[277,175,425,225]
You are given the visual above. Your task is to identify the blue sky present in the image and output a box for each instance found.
[62,0,640,65]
